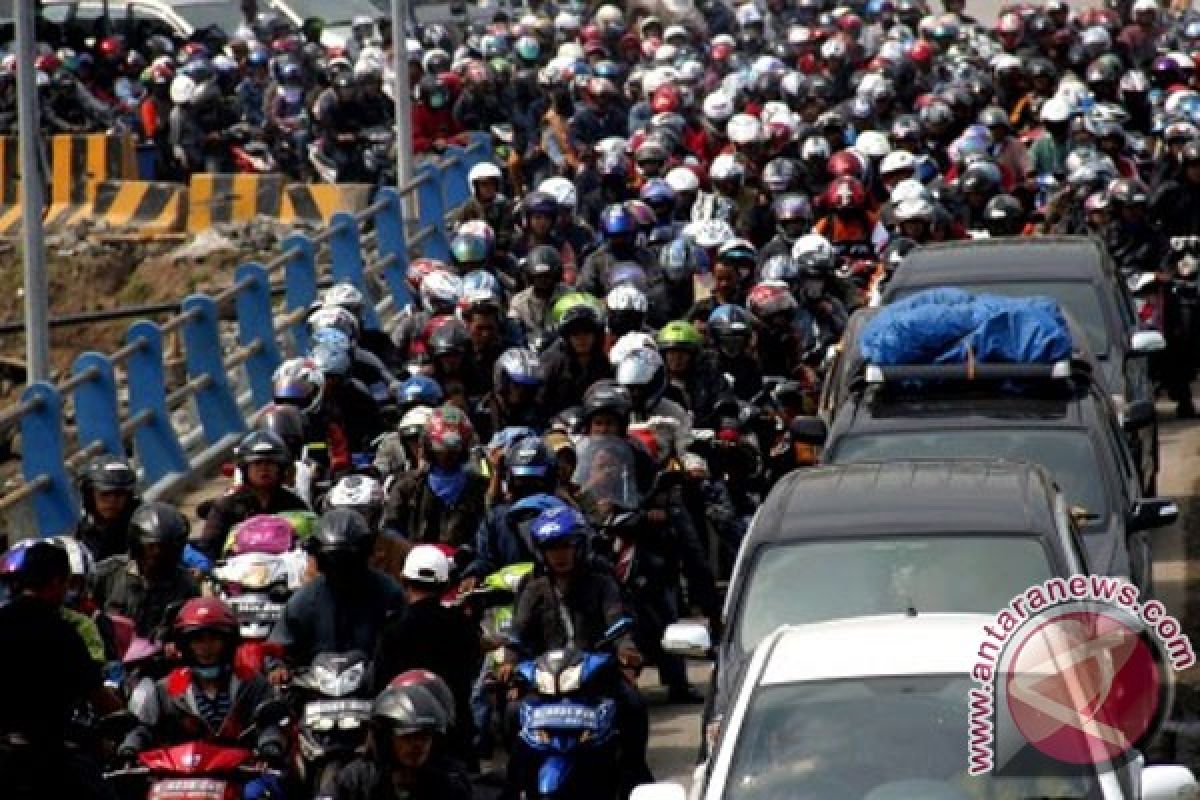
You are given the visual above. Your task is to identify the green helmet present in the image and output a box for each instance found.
[277,509,318,541]
[656,320,703,352]
[550,291,605,328]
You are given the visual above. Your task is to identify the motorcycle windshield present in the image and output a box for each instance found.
[571,436,640,513]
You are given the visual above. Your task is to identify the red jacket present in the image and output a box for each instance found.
[411,104,465,154]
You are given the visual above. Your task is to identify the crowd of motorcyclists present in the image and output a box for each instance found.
[7,0,1200,795]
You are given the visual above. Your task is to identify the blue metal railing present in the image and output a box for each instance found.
[0,133,492,537]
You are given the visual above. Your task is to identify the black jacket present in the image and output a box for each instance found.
[538,337,613,416]
[509,569,634,660]
[198,485,309,559]
[91,557,199,637]
[268,569,405,668]
[331,756,473,800]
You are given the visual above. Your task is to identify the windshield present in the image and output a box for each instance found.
[830,430,1108,521]
[571,435,640,513]
[725,675,1104,800]
[897,282,1109,356]
[736,537,1055,652]
[271,0,382,27]
[167,1,245,34]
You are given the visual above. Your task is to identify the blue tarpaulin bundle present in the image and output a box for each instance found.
[860,288,1074,366]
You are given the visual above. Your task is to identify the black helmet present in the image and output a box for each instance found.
[256,404,306,460]
[79,454,138,496]
[235,430,290,470]
[523,245,563,279]
[129,502,190,553]
[1107,177,1148,207]
[983,194,1025,236]
[580,379,632,430]
[309,508,375,568]
[428,318,469,357]
[333,71,355,91]
[558,303,604,336]
[372,683,449,737]
[522,190,558,219]
[505,435,556,490]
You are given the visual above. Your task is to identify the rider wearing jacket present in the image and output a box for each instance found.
[73,454,140,561]
[539,300,614,415]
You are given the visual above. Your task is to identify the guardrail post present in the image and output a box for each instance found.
[282,233,317,356]
[441,147,469,210]
[20,383,79,536]
[415,162,451,263]
[126,322,191,484]
[373,188,411,313]
[234,263,282,409]
[71,352,123,459]
[181,294,247,445]
[329,212,381,333]
[464,132,492,173]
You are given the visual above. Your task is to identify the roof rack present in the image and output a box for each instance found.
[853,356,1092,390]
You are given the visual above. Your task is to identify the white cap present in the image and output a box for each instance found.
[403,544,451,584]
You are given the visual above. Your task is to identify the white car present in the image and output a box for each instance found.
[637,614,1197,800]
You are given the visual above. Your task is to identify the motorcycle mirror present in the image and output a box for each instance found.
[599,616,634,647]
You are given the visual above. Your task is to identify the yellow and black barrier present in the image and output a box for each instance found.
[186,173,286,233]
[85,180,187,234]
[49,133,138,210]
[281,183,374,226]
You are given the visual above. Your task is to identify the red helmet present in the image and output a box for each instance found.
[823,175,867,211]
[423,405,474,457]
[581,23,603,45]
[711,42,734,62]
[827,149,867,182]
[407,257,449,292]
[909,40,934,66]
[438,70,462,96]
[34,53,62,74]
[651,84,681,114]
[836,13,863,35]
[748,282,798,318]
[174,597,238,640]
[99,35,125,60]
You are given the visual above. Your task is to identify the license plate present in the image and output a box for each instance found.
[304,699,371,724]
[148,778,231,800]
[526,702,611,732]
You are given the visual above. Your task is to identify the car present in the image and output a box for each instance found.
[810,355,1177,596]
[636,614,1198,800]
[664,458,1093,760]
[39,0,245,42]
[878,236,1165,494]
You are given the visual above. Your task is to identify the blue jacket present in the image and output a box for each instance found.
[468,502,534,579]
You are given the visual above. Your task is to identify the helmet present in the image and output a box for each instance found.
[427,317,469,358]
[960,161,1002,196]
[659,238,700,283]
[323,282,366,319]
[707,304,753,357]
[1108,177,1149,206]
[449,234,488,270]
[530,505,589,550]
[328,474,385,529]
[639,178,675,209]
[396,375,443,409]
[709,153,745,184]
[423,404,474,460]
[762,159,799,194]
[80,453,138,498]
[538,177,577,212]
[468,162,503,190]
[615,347,667,411]
[174,597,238,644]
[599,205,637,238]
[688,219,735,250]
[399,407,434,438]
[656,320,703,352]
[1040,97,1071,124]
[893,195,935,223]
[609,332,657,369]
[748,281,798,318]
[665,166,700,193]
[420,270,464,313]
[553,292,606,332]
[309,305,359,342]
[582,380,632,428]
[310,508,375,563]
[129,502,190,553]
[402,544,451,584]
[880,149,916,176]
[372,683,449,736]
[855,130,891,159]
[774,193,813,226]
[256,404,305,459]
[522,190,558,219]
[273,357,325,413]
[983,194,1024,234]
[823,176,867,211]
[1,536,96,585]
[506,435,555,481]
[827,150,866,182]
[727,113,763,145]
[792,233,835,269]
[523,245,563,280]
[236,431,291,475]
[493,348,544,393]
[311,329,353,377]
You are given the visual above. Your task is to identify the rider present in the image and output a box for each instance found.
[91,502,199,638]
[539,297,614,414]
[74,454,140,561]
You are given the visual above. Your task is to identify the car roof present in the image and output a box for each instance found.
[749,459,1060,540]
[889,236,1108,286]
[757,613,993,685]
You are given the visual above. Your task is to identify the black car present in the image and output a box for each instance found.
[879,236,1165,493]
[664,457,1095,759]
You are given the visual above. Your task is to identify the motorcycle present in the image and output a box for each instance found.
[509,618,634,800]
[288,651,373,797]
[211,552,303,673]
[360,126,397,187]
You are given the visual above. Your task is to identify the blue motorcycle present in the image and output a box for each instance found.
[510,619,633,800]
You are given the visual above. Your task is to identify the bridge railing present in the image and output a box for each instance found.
[0,133,492,537]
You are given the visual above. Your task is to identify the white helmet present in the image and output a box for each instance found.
[821,37,847,60]
[702,90,735,124]
[399,405,434,435]
[609,332,658,368]
[420,269,464,312]
[595,4,625,28]
[855,130,892,159]
[760,101,791,126]
[328,473,385,520]
[643,67,670,95]
[894,195,935,223]
[655,43,679,63]
[687,218,735,249]
[308,305,360,341]
[880,150,916,175]
[606,284,649,313]
[709,153,745,182]
[736,3,763,26]
[538,177,577,212]
[403,544,451,584]
[323,282,366,316]
[890,178,930,205]
[726,113,763,145]
[1040,96,1072,124]
[355,46,385,79]
[554,11,581,31]
[791,233,834,262]
[666,166,700,193]
[170,75,195,105]
[801,136,831,160]
[469,162,503,187]
[663,24,690,44]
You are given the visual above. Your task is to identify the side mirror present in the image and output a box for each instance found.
[1129,499,1180,532]
[1142,764,1199,800]
[599,616,634,648]
[789,416,828,449]
[1122,399,1156,433]
[1131,330,1167,356]
[663,620,714,659]
[630,783,688,800]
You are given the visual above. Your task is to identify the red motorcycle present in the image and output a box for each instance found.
[106,740,284,800]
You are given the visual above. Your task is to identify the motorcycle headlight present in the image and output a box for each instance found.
[557,664,583,694]
[536,669,557,696]
[318,662,364,697]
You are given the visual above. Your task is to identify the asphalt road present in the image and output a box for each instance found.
[644,400,1200,791]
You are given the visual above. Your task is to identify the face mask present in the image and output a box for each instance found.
[192,664,227,681]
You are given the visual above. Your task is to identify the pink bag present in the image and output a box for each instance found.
[232,514,295,555]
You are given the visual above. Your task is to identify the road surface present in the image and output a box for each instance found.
[644,400,1200,791]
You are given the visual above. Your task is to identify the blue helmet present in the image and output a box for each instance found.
[506,435,554,479]
[599,205,637,238]
[311,328,353,376]
[639,178,676,207]
[395,374,444,408]
[660,237,698,282]
[530,505,589,549]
